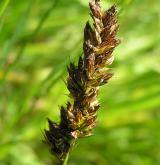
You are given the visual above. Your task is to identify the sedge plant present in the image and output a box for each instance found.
[44,0,120,164]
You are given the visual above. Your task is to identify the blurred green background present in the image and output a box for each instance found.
[0,0,160,164]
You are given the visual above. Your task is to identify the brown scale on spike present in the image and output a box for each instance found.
[44,0,120,162]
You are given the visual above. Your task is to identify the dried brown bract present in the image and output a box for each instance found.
[44,0,120,163]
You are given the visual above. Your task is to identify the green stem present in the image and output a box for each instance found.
[58,139,75,165]
[58,153,69,165]
[62,153,69,165]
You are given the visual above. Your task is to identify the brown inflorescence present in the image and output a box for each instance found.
[44,0,120,162]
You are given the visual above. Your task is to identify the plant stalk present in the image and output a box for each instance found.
[62,153,69,165]
[58,152,69,165]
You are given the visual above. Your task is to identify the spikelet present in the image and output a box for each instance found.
[44,0,120,162]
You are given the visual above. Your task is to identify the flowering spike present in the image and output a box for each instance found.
[44,0,120,162]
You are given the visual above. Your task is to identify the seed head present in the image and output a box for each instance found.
[44,0,120,161]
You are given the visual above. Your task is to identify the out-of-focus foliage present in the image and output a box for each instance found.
[0,0,159,164]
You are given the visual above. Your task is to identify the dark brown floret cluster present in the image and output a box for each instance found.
[44,0,120,162]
